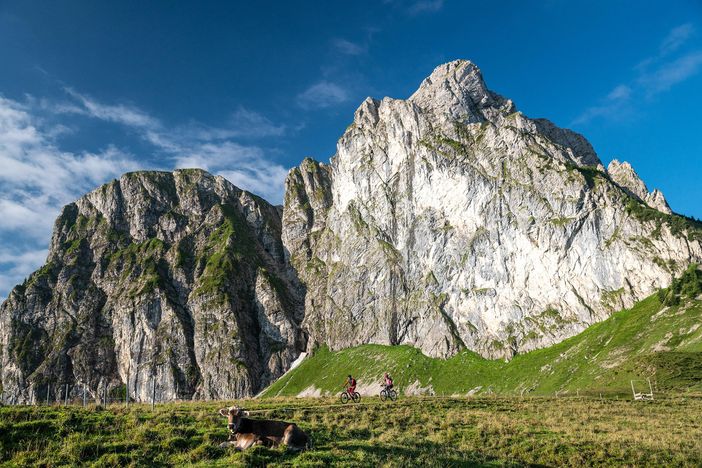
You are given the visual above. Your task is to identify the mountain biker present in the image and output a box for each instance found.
[345,375,357,395]
[383,372,393,390]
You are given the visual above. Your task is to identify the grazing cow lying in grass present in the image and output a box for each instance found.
[218,430,273,450]
[218,406,310,451]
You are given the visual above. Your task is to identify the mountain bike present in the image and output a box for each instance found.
[340,389,361,404]
[380,386,397,402]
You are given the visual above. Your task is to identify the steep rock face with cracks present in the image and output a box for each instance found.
[283,60,702,359]
[0,170,306,403]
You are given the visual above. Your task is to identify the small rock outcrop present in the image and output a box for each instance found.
[607,160,672,214]
[0,170,306,403]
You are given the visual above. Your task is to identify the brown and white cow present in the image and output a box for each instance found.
[218,406,310,451]
[218,431,273,451]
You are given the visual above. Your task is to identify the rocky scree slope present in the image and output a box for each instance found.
[283,59,702,359]
[0,169,306,403]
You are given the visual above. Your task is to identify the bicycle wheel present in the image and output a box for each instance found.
[340,392,349,404]
[380,389,387,402]
[352,392,361,403]
[389,389,397,401]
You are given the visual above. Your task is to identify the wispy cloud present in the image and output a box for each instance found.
[0,247,49,301]
[172,141,288,203]
[574,23,701,125]
[62,88,159,129]
[660,23,695,56]
[181,107,288,141]
[572,85,632,125]
[638,51,702,96]
[332,38,367,56]
[0,90,293,300]
[296,81,349,109]
[55,90,289,141]
[401,0,444,15]
[0,95,140,299]
[635,23,697,72]
[606,85,632,101]
[56,91,292,203]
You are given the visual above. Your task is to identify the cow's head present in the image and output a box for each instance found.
[218,406,250,434]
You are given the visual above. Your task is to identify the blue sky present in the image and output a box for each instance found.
[1,0,701,300]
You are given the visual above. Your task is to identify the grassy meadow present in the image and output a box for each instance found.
[1,395,702,466]
[264,292,702,398]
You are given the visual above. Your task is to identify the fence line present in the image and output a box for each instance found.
[2,379,690,410]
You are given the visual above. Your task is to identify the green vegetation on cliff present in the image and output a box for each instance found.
[193,204,263,299]
[626,198,702,241]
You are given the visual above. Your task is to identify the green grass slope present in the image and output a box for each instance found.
[263,266,702,398]
[2,397,702,466]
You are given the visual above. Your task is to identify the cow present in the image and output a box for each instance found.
[218,431,273,450]
[218,406,310,451]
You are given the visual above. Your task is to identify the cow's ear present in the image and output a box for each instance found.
[218,408,229,418]
[243,411,250,416]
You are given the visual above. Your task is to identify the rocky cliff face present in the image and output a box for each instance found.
[2,60,701,402]
[283,60,702,359]
[0,169,306,403]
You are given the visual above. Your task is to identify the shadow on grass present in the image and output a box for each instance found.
[336,441,522,467]
[221,439,541,468]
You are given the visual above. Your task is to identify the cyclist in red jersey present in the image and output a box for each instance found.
[345,374,357,394]
[383,372,393,390]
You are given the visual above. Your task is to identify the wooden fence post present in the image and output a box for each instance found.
[151,378,156,411]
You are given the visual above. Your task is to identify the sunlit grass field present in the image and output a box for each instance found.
[2,395,701,467]
[263,294,702,399]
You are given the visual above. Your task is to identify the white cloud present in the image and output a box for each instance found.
[173,141,288,204]
[606,84,632,101]
[219,165,289,205]
[574,23,701,125]
[297,81,349,109]
[406,0,444,15]
[572,84,632,125]
[0,247,48,299]
[50,91,292,201]
[0,198,57,239]
[332,38,366,56]
[639,51,702,96]
[58,91,288,142]
[660,23,695,56]
[0,95,140,298]
[182,107,287,141]
[0,89,293,300]
[383,0,444,15]
[62,88,159,129]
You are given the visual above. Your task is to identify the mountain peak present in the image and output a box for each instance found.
[409,59,515,122]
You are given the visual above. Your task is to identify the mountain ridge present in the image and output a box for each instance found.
[2,59,701,402]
